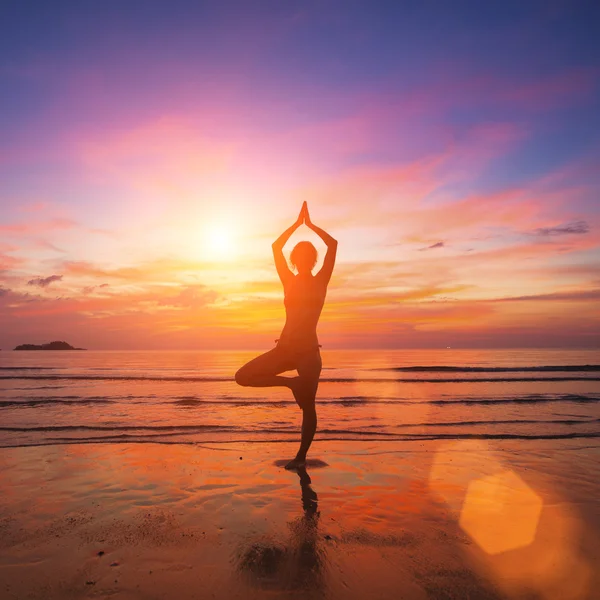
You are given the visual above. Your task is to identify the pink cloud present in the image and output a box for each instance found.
[497,67,598,110]
[0,218,78,236]
[77,116,236,187]
[61,257,219,282]
[365,66,599,120]
[0,251,24,271]
[17,200,52,213]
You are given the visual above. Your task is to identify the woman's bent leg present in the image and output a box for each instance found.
[235,347,296,388]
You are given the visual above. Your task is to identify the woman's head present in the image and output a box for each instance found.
[290,241,317,274]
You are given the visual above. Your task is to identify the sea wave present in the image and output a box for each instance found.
[0,366,57,370]
[2,393,599,408]
[2,416,597,434]
[2,431,599,450]
[379,364,600,372]
[1,374,599,383]
[3,364,599,372]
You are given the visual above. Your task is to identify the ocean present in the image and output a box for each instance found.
[1,348,599,449]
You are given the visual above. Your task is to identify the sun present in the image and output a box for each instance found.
[204,224,237,260]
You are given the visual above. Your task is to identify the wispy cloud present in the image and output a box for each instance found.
[0,251,23,270]
[489,288,600,302]
[419,241,444,251]
[533,221,590,237]
[157,284,219,309]
[82,283,109,294]
[27,274,63,288]
[0,218,77,236]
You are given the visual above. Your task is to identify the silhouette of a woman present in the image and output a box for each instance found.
[235,202,337,469]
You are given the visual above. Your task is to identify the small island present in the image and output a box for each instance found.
[14,341,86,351]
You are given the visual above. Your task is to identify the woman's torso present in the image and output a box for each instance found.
[278,275,327,350]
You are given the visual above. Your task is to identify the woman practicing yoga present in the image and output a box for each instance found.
[235,202,338,469]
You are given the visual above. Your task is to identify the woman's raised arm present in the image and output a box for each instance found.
[272,202,306,286]
[305,204,337,284]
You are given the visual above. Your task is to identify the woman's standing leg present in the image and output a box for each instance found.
[286,350,322,469]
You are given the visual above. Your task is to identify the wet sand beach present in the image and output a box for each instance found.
[1,440,598,600]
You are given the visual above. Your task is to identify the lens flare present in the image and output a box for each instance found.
[459,469,543,555]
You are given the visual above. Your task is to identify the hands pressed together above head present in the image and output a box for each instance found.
[295,201,311,228]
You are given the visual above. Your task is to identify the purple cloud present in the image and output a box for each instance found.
[27,274,63,288]
[534,221,589,236]
[419,241,445,251]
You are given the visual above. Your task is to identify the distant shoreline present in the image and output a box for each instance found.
[13,341,86,351]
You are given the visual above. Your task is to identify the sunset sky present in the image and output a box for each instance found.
[1,0,599,349]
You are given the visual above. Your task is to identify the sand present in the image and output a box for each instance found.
[0,440,598,600]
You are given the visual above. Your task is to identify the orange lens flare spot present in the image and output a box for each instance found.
[459,469,543,555]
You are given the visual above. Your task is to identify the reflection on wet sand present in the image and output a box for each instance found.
[0,442,597,599]
[236,466,324,592]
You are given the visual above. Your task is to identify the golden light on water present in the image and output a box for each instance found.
[351,356,432,433]
[352,363,399,399]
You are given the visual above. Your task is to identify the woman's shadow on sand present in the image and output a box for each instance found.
[235,465,325,592]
